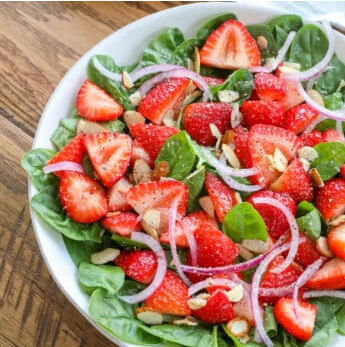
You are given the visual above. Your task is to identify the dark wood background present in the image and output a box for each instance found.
[0,2,188,346]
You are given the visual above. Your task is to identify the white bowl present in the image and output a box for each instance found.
[29,2,345,346]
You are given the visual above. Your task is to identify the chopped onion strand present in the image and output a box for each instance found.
[130,64,185,82]
[181,220,198,266]
[43,161,84,174]
[188,277,237,297]
[303,290,345,300]
[93,58,122,81]
[336,120,344,139]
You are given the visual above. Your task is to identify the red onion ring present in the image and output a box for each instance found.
[93,58,122,81]
[336,120,345,139]
[43,161,84,175]
[119,232,167,304]
[130,64,185,82]
[188,277,237,297]
[259,284,294,297]
[303,290,345,300]
[181,220,197,266]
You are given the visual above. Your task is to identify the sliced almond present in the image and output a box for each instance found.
[173,316,198,326]
[231,103,243,129]
[162,109,176,127]
[210,123,222,149]
[308,89,324,107]
[238,335,250,344]
[279,64,300,74]
[218,90,240,103]
[239,244,254,260]
[222,130,235,145]
[226,317,250,338]
[123,110,145,127]
[316,236,334,258]
[187,293,210,310]
[141,209,165,239]
[183,90,202,107]
[133,159,152,184]
[77,119,108,134]
[257,36,268,50]
[152,161,169,181]
[241,239,269,254]
[329,215,345,227]
[300,158,311,172]
[309,167,324,188]
[187,58,194,71]
[272,147,288,172]
[135,307,164,325]
[194,46,200,74]
[297,146,319,163]
[129,91,142,106]
[90,248,120,264]
[226,284,244,302]
[282,61,301,71]
[122,70,134,89]
[222,143,241,169]
[198,196,215,218]
[234,192,243,204]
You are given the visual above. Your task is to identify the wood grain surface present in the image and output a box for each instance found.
[0,2,189,346]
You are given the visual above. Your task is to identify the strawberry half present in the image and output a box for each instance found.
[138,78,190,125]
[230,125,251,168]
[107,177,132,212]
[101,212,141,237]
[83,133,132,188]
[274,298,317,341]
[254,73,288,102]
[294,235,321,268]
[322,129,345,144]
[300,130,323,147]
[284,104,319,134]
[202,76,225,86]
[131,139,153,168]
[200,19,261,70]
[59,172,107,223]
[76,80,123,121]
[328,223,345,261]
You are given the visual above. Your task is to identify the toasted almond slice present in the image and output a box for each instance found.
[122,70,134,89]
[123,110,145,127]
[226,317,250,338]
[297,146,319,162]
[152,161,170,181]
[222,143,241,169]
[234,192,243,204]
[309,167,324,188]
[239,244,254,260]
[135,307,164,325]
[133,159,152,184]
[222,130,235,145]
[218,90,240,103]
[272,147,288,173]
[231,103,243,129]
[210,123,222,149]
[77,119,108,134]
[141,209,165,239]
[241,239,269,254]
[316,236,334,258]
[187,294,209,310]
[183,90,202,106]
[90,248,120,264]
[199,196,215,218]
[282,61,301,71]
[300,158,311,172]
[194,46,200,74]
[129,91,142,106]
[162,109,175,127]
[308,89,324,107]
[329,215,345,227]
[226,284,244,302]
[187,58,194,71]
[257,35,268,50]
[173,316,198,326]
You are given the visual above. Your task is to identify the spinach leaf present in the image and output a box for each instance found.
[141,28,185,66]
[111,234,147,249]
[30,185,102,242]
[78,262,124,295]
[336,302,345,335]
[89,288,161,345]
[199,65,229,79]
[183,166,205,213]
[264,305,278,337]
[156,131,196,181]
[311,296,344,329]
[304,317,338,347]
[196,334,214,347]
[311,141,345,181]
[325,92,344,110]
[170,38,200,67]
[316,118,345,132]
[297,206,321,240]
[221,324,243,347]
[288,24,328,71]
[246,25,279,60]
[196,13,237,44]
[118,280,146,298]
[223,202,267,243]
[21,148,57,190]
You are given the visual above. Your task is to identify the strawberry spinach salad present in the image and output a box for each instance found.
[22,11,345,347]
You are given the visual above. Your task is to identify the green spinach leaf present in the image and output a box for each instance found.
[170,38,200,67]
[297,207,321,240]
[196,333,214,347]
[324,92,344,110]
[311,297,345,329]
[182,166,205,213]
[111,234,147,249]
[304,317,338,347]
[221,324,243,347]
[264,305,278,337]
[336,302,345,335]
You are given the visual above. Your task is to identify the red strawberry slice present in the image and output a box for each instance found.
[247,190,296,240]
[307,257,345,289]
[206,273,244,294]
[114,250,157,284]
[144,269,191,316]
[294,235,321,267]
[76,80,123,121]
[284,104,319,134]
[204,172,237,222]
[107,177,132,212]
[270,158,313,202]
[260,255,303,304]
[274,298,317,341]
[322,129,345,144]
[83,133,132,188]
[182,102,232,146]
[192,289,235,324]
[200,19,261,70]
[230,125,251,168]
[101,212,141,237]
[248,124,302,187]
[131,139,153,168]
[129,123,179,162]
[315,178,345,221]
[254,73,288,102]
[300,130,323,147]
[202,76,225,86]
[47,133,85,177]
[126,180,188,216]
[186,223,239,283]
[59,172,107,223]
[240,100,285,128]
[328,223,345,261]
[138,78,190,125]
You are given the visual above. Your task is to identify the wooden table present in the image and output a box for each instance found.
[0,2,187,346]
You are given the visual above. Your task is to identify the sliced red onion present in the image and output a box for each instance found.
[303,114,326,134]
[120,232,167,304]
[259,284,295,297]
[303,290,345,300]
[130,64,185,82]
[306,77,317,92]
[138,68,212,101]
[222,174,262,193]
[43,161,84,174]
[280,21,334,82]
[336,120,344,139]
[188,277,237,297]
[253,197,299,274]
[93,58,122,81]
[181,220,197,266]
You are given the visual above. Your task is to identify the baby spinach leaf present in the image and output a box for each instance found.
[324,92,344,111]
[304,317,338,347]
[111,234,147,249]
[170,38,200,67]
[199,65,229,79]
[222,202,267,243]
[141,28,185,66]
[311,141,345,181]
[197,333,214,347]
[183,166,205,213]
[264,305,278,337]
[30,185,102,242]
[21,148,57,191]
[196,13,237,44]
[117,280,146,298]
[336,302,345,335]
[316,118,345,133]
[78,262,124,295]
[288,24,328,71]
[221,325,243,347]
[156,131,196,181]
[297,209,321,240]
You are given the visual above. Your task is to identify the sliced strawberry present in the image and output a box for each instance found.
[129,123,179,162]
[144,269,191,316]
[83,133,132,188]
[47,134,85,177]
[114,250,157,284]
[322,129,345,144]
[300,130,323,147]
[247,190,296,240]
[59,172,107,223]
[202,76,225,86]
[328,223,345,261]
[138,78,190,125]
[200,19,261,70]
[284,104,319,134]
[126,180,188,216]
[240,100,285,128]
[182,102,232,146]
[76,80,123,121]
[230,125,251,168]
[307,257,345,289]
[206,273,244,294]
[130,139,153,168]
[192,289,235,324]
[270,158,313,202]
[233,290,254,325]
[248,124,302,187]
[204,172,237,222]
[107,177,132,212]
[274,298,317,341]
[294,236,321,267]
[254,73,288,102]
[315,178,345,221]
[101,212,141,237]
[186,223,239,283]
